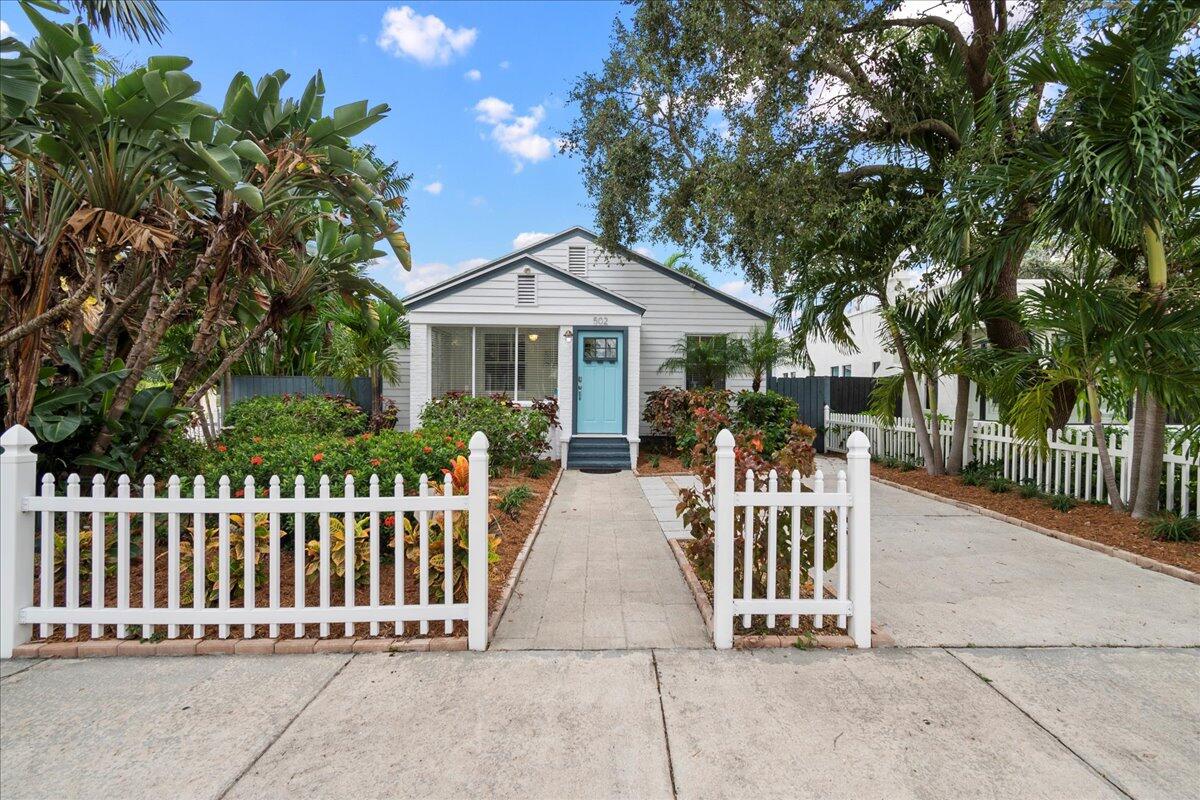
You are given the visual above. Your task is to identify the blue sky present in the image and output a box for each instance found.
[0,1,769,308]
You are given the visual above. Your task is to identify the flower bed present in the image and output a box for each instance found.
[868,460,1200,574]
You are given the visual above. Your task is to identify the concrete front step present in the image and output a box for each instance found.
[567,437,631,470]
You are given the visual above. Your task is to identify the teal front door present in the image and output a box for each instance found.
[576,330,624,434]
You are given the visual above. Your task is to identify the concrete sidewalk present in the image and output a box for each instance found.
[491,470,709,650]
[3,647,1197,799]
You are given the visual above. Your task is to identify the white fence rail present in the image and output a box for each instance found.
[0,424,490,658]
[824,406,1198,516]
[711,428,872,649]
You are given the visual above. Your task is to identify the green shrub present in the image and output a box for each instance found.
[961,459,1002,487]
[1046,494,1077,512]
[419,392,551,473]
[897,460,918,472]
[224,394,367,438]
[1148,514,1199,543]
[499,484,534,518]
[1019,480,1042,499]
[527,459,552,478]
[987,477,1012,493]
[734,390,798,456]
[649,454,661,469]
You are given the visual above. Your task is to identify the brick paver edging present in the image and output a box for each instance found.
[11,636,469,659]
[870,475,1200,587]
[11,467,568,661]
[486,465,565,642]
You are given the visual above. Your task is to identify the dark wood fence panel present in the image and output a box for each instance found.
[767,376,879,452]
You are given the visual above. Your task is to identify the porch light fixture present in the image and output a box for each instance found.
[528,333,539,342]
[563,329,574,339]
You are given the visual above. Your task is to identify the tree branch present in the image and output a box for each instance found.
[843,16,970,59]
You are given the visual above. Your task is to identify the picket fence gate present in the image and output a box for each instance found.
[824,407,1199,516]
[710,428,872,649]
[0,425,490,658]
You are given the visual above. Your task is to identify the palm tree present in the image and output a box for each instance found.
[659,335,746,390]
[663,252,709,285]
[315,298,409,427]
[971,0,1199,515]
[985,259,1200,512]
[731,322,784,392]
[69,0,168,42]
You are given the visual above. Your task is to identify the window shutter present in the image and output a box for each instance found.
[567,246,587,277]
[516,272,536,304]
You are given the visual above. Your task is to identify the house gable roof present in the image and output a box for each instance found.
[404,253,645,315]
[402,226,771,322]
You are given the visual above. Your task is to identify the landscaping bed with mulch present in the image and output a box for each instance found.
[635,450,689,475]
[867,460,1200,574]
[28,465,560,646]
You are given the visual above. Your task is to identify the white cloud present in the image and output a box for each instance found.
[464,68,482,81]
[473,97,552,170]
[634,246,653,257]
[474,96,514,124]
[512,232,552,250]
[423,181,443,195]
[499,60,510,69]
[377,6,477,66]
[371,254,487,296]
[470,196,486,207]
[719,279,746,294]
[1,20,15,38]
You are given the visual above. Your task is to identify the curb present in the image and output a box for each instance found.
[871,475,1200,586]
[487,464,564,643]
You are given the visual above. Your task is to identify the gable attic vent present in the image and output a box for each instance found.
[516,269,537,305]
[567,245,587,277]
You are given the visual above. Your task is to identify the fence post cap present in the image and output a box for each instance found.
[469,430,489,451]
[715,428,736,448]
[847,430,871,452]
[1,424,36,450]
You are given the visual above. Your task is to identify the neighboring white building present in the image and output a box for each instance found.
[775,272,1048,421]
[384,227,771,468]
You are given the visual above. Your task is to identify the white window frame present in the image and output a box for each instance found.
[431,325,557,403]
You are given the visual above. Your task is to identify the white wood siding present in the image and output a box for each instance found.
[421,262,635,316]
[531,234,765,434]
[382,346,410,431]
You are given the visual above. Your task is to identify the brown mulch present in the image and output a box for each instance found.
[31,464,560,643]
[636,451,689,475]
[868,461,1200,574]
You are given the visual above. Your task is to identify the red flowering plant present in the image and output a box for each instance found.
[677,409,829,600]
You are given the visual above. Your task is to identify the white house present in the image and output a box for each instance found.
[384,227,772,469]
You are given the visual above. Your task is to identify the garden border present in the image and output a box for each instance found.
[868,473,1200,587]
[487,464,565,643]
[659,477,894,650]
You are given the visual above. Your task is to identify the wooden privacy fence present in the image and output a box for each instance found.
[710,428,872,649]
[824,407,1199,516]
[0,425,490,658]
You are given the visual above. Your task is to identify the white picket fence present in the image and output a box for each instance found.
[710,428,872,649]
[0,424,490,658]
[824,406,1198,516]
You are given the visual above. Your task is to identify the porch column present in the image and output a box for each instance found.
[409,323,429,430]
[626,325,641,465]
[556,326,573,456]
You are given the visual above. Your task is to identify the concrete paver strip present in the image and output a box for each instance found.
[224,650,674,800]
[0,659,42,680]
[655,648,1126,800]
[950,647,1200,800]
[0,653,350,800]
[492,470,709,650]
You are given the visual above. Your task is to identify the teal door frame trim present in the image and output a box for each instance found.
[571,326,628,437]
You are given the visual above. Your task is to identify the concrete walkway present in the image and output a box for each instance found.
[491,470,709,650]
[2,647,1196,799]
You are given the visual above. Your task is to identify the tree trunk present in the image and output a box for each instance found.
[1132,393,1166,518]
[885,313,939,473]
[1132,220,1168,519]
[926,377,946,475]
[1088,383,1125,512]
[947,368,971,474]
[1127,387,1147,506]
[184,314,273,409]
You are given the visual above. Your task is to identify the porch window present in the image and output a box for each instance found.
[430,326,557,401]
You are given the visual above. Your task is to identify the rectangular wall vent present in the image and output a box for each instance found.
[516,272,537,305]
[567,246,587,277]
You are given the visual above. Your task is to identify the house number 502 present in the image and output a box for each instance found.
[592,316,608,325]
